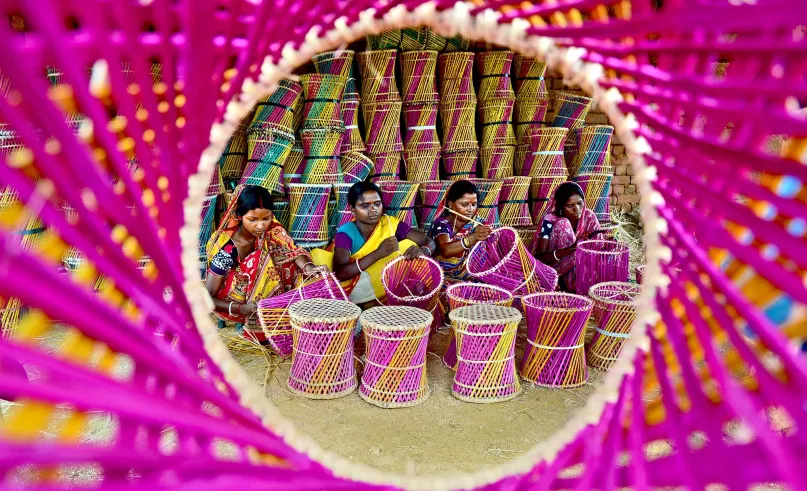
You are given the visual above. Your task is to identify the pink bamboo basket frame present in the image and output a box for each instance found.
[287,298,362,399]
[381,255,444,324]
[443,282,514,370]
[257,273,348,357]
[586,282,640,371]
[520,292,594,388]
[466,226,558,296]
[358,306,433,408]
[575,240,630,297]
[449,304,522,403]
[635,264,645,284]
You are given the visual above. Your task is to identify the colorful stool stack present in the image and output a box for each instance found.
[299,73,347,184]
[476,51,516,179]
[468,178,503,226]
[520,292,593,387]
[358,50,403,181]
[417,180,452,234]
[575,240,630,297]
[359,306,433,408]
[498,176,532,227]
[241,79,302,194]
[400,50,441,182]
[379,180,420,228]
[218,110,252,191]
[449,304,522,403]
[287,183,332,247]
[513,55,549,144]
[568,125,614,222]
[287,298,362,399]
[586,282,640,371]
[257,273,348,357]
[443,282,514,370]
[438,52,478,180]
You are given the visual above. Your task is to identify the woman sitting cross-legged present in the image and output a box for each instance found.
[429,180,492,283]
[332,181,437,309]
[205,185,327,343]
[530,181,602,293]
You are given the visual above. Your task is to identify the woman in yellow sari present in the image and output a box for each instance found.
[332,181,436,310]
[206,185,327,342]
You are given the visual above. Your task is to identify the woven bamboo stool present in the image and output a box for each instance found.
[575,240,630,297]
[359,306,433,408]
[287,298,362,399]
[287,183,331,247]
[586,282,641,371]
[449,304,522,403]
[520,292,594,387]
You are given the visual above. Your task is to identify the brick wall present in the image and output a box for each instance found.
[545,73,639,214]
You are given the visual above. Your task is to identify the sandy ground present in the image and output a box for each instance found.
[225,322,606,475]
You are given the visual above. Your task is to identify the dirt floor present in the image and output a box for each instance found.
[224,321,606,475]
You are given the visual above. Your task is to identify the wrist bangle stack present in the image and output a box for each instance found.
[552,251,560,262]
[228,302,235,316]
[460,237,470,250]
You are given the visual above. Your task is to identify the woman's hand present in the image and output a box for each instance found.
[403,244,423,260]
[375,236,399,258]
[303,263,328,274]
[240,302,258,316]
[557,245,577,259]
[467,225,492,246]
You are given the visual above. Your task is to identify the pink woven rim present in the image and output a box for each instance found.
[465,226,521,277]
[380,255,445,303]
[576,239,630,255]
[522,292,594,313]
[588,281,642,306]
[445,282,514,305]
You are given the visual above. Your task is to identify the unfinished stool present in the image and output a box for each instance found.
[586,282,641,371]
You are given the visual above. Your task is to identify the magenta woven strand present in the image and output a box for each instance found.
[575,240,630,297]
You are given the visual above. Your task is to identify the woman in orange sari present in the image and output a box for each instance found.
[205,185,327,342]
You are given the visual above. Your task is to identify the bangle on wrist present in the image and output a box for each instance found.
[421,246,432,256]
[553,251,560,262]
[355,259,363,273]
[228,302,234,316]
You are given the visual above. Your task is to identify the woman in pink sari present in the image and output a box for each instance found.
[530,182,602,292]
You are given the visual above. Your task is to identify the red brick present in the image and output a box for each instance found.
[614,164,628,176]
[612,175,631,185]
[612,144,625,156]
[626,184,637,194]
[551,79,565,90]
[612,184,625,196]
[617,194,640,205]
[585,113,609,125]
[610,196,618,205]
[619,203,634,213]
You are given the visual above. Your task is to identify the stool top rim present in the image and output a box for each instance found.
[449,304,522,325]
[588,281,641,306]
[446,282,513,302]
[522,292,594,312]
[288,298,361,323]
[359,306,433,331]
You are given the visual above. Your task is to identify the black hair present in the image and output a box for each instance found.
[347,180,383,207]
[445,180,479,204]
[553,181,585,215]
[236,185,274,216]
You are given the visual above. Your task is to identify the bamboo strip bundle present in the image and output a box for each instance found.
[331,183,354,234]
[400,26,446,51]
[300,74,347,131]
[551,92,593,131]
[520,293,593,387]
[282,139,305,186]
[519,127,569,177]
[400,51,439,104]
[476,51,515,101]
[568,125,614,176]
[300,128,344,185]
[440,103,478,153]
[257,273,348,357]
[362,102,403,154]
[466,227,559,295]
[272,200,290,230]
[442,149,478,181]
[357,50,401,103]
[479,146,515,180]
[438,52,476,101]
[288,183,332,247]
[450,304,521,403]
[417,180,452,234]
[443,34,471,52]
[572,172,613,222]
[575,240,630,297]
[530,175,567,224]
[368,152,401,181]
[586,282,640,371]
[403,149,440,182]
[249,79,302,134]
[380,180,420,228]
[479,98,516,147]
[443,283,514,370]
[402,104,440,151]
[240,129,295,194]
[218,110,253,191]
[287,299,361,399]
[359,306,433,408]
[367,30,401,50]
[498,176,532,227]
[341,152,374,183]
[468,179,503,225]
[381,256,444,329]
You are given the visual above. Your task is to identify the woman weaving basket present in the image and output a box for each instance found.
[429,180,492,282]
[332,181,436,309]
[205,185,327,342]
[530,181,602,293]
